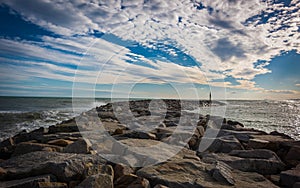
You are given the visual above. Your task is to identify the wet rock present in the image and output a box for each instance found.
[63,138,92,154]
[114,174,150,188]
[0,174,55,188]
[47,139,74,147]
[12,142,63,157]
[0,151,107,182]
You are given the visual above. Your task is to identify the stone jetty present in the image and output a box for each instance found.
[0,100,299,188]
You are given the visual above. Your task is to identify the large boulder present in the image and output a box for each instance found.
[76,165,114,188]
[137,158,278,188]
[12,142,63,157]
[63,138,92,154]
[202,135,244,153]
[202,149,285,175]
[0,151,107,182]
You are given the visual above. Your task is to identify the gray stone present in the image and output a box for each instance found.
[0,151,107,182]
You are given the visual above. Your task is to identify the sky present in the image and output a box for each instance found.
[0,0,299,100]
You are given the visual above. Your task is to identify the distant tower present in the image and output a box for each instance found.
[209,92,212,104]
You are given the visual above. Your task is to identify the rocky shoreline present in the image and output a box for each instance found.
[0,99,299,188]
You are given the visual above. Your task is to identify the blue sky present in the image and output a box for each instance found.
[0,0,299,100]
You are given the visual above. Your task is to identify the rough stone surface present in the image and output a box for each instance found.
[47,139,74,147]
[211,161,235,185]
[137,158,278,188]
[0,151,107,182]
[204,135,244,153]
[114,174,150,188]
[114,164,134,180]
[0,174,55,188]
[75,173,113,188]
[63,138,92,154]
[12,142,63,156]
[202,149,285,175]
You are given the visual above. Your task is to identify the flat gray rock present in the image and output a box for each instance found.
[0,151,107,182]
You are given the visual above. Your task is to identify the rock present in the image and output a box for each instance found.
[12,142,63,157]
[76,173,113,188]
[280,165,300,188]
[0,174,55,188]
[227,120,244,127]
[12,131,44,145]
[38,132,81,143]
[48,125,79,134]
[47,139,74,147]
[114,174,150,188]
[0,137,15,148]
[114,164,134,180]
[113,128,124,135]
[202,149,285,175]
[229,149,276,159]
[117,131,156,140]
[285,145,300,166]
[37,182,68,188]
[211,161,235,185]
[250,134,294,151]
[0,151,107,182]
[110,138,190,166]
[202,135,244,153]
[248,138,270,149]
[137,158,278,188]
[153,185,169,188]
[63,138,92,154]
[84,164,114,180]
[294,182,300,188]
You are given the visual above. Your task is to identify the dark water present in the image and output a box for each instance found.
[0,97,299,141]
[0,97,109,140]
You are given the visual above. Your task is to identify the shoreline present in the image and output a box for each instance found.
[0,99,299,187]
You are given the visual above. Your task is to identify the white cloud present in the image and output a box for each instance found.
[0,0,299,98]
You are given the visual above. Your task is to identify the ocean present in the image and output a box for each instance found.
[0,97,299,141]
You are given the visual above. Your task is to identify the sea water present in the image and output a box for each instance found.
[0,97,299,141]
